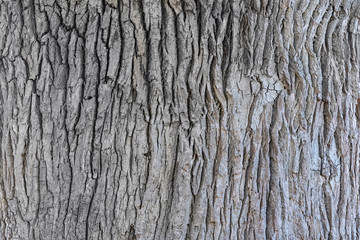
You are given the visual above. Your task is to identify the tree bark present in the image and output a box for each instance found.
[0,0,360,239]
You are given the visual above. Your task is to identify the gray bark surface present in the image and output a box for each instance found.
[0,0,360,239]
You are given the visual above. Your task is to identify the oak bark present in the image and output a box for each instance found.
[1,0,360,239]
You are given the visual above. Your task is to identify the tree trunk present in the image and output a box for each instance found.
[0,0,359,239]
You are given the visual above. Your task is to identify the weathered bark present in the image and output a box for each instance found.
[0,0,360,239]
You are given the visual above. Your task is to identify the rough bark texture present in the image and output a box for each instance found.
[0,0,360,239]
